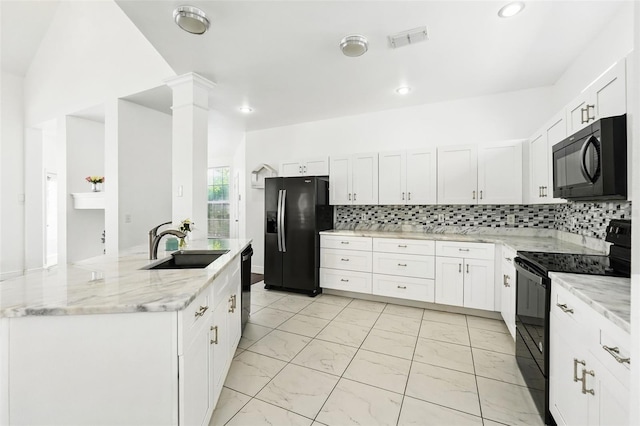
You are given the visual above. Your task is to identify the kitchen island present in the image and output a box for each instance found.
[0,238,251,426]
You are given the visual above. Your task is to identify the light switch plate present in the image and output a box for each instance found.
[507,214,516,225]
[438,214,445,222]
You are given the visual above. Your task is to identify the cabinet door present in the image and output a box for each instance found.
[228,278,242,356]
[434,257,464,307]
[567,95,591,135]
[500,260,516,339]
[592,59,626,121]
[437,145,478,204]
[351,152,379,205]
[463,259,495,311]
[545,114,567,203]
[378,151,406,205]
[529,132,548,204]
[211,301,228,398]
[304,157,329,176]
[587,355,629,426]
[478,141,522,204]
[182,322,211,426]
[329,156,351,205]
[406,148,437,204]
[280,160,302,177]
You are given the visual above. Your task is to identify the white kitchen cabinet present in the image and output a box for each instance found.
[437,145,478,204]
[529,111,567,204]
[434,256,464,306]
[280,157,329,177]
[463,258,495,311]
[477,141,523,204]
[320,235,373,294]
[500,246,516,339]
[567,59,626,135]
[210,297,228,400]
[378,148,436,205]
[329,153,378,205]
[182,316,211,426]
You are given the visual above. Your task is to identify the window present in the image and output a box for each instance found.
[207,167,230,238]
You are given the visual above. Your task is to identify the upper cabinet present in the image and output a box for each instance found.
[529,110,568,204]
[566,59,626,135]
[330,153,378,205]
[279,157,329,177]
[438,141,522,205]
[378,148,436,205]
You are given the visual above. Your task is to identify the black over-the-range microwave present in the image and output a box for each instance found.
[552,114,627,200]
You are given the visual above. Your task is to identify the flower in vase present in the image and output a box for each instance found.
[86,176,105,184]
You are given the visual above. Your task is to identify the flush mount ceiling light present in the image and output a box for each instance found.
[498,2,525,18]
[173,5,210,34]
[339,35,369,57]
[395,86,412,95]
[239,106,253,113]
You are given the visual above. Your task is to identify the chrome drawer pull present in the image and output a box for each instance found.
[195,305,209,318]
[341,258,350,261]
[397,263,407,267]
[581,369,595,395]
[210,325,218,344]
[603,346,631,364]
[340,279,349,282]
[573,358,586,382]
[458,248,470,252]
[556,303,574,314]
[340,241,350,244]
[397,244,407,248]
[397,285,407,289]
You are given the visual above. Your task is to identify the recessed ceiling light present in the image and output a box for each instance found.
[498,2,525,18]
[239,106,253,113]
[173,5,210,34]
[395,86,412,95]
[339,35,369,57]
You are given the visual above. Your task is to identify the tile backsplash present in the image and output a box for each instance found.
[335,201,631,240]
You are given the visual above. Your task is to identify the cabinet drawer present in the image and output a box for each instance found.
[212,261,232,302]
[321,248,372,272]
[372,252,434,279]
[596,325,631,388]
[372,274,434,302]
[320,268,372,294]
[502,245,517,264]
[436,241,495,260]
[551,284,598,344]
[372,238,435,255]
[180,288,212,348]
[321,235,372,251]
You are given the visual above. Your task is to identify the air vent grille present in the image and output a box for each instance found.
[388,26,428,49]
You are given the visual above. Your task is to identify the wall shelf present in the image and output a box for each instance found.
[71,192,105,209]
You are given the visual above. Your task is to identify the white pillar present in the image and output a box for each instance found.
[165,73,215,240]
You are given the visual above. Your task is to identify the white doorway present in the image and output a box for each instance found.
[233,171,240,238]
[45,172,58,267]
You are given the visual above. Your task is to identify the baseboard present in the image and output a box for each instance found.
[251,265,264,274]
[0,270,24,282]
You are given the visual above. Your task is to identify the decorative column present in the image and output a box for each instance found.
[165,73,216,241]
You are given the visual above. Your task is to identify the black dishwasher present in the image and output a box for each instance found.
[240,245,253,332]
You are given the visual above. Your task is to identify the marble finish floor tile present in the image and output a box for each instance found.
[413,338,475,374]
[256,364,339,419]
[248,330,312,362]
[347,298,387,312]
[238,323,273,349]
[397,396,483,426]
[466,315,510,334]
[209,387,250,426]
[251,291,288,306]
[224,351,287,396]
[473,347,544,389]
[234,347,245,358]
[292,339,358,376]
[343,349,411,394]
[334,307,381,328]
[314,294,353,307]
[226,398,312,426]
[373,313,421,336]
[268,296,315,313]
[317,378,403,426]
[249,307,296,328]
[476,377,544,426]
[299,301,345,320]
[251,303,266,313]
[382,303,424,319]
[422,309,468,326]
[277,314,330,338]
[469,328,515,355]
[361,328,417,360]
[419,320,470,346]
[405,361,480,416]
[315,321,371,348]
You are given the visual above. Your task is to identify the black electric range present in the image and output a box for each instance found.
[513,219,631,425]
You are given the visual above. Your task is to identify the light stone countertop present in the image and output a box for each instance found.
[550,272,630,333]
[0,238,252,318]
[320,229,604,254]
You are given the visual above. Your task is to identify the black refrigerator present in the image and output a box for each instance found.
[264,176,333,295]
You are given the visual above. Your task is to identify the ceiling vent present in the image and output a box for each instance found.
[388,26,428,49]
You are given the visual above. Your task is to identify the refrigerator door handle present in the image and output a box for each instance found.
[277,190,283,252]
[281,189,287,252]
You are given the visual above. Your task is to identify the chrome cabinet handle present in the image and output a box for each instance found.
[581,107,588,124]
[472,190,476,200]
[458,263,462,273]
[458,248,470,252]
[340,258,350,261]
[556,303,574,314]
[480,190,483,200]
[402,192,405,201]
[542,186,547,197]
[353,193,357,201]
[397,285,407,289]
[397,244,407,248]
[505,257,513,263]
[348,193,351,201]
[299,165,303,174]
[503,274,511,287]
[195,305,209,318]
[397,263,407,267]
[340,278,349,282]
[210,325,218,344]
[303,165,307,173]
[581,369,595,395]
[408,192,411,200]
[586,104,595,122]
[340,241,349,245]
[466,264,469,274]
[538,186,542,197]
[229,296,234,313]
[574,358,586,382]
[603,345,631,364]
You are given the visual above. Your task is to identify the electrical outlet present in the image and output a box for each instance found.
[361,213,366,220]
[507,214,516,225]
[125,213,132,224]
[438,214,445,222]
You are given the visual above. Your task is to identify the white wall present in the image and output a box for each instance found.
[0,72,25,279]
[65,117,105,262]
[23,0,175,127]
[24,127,44,270]
[115,100,172,250]
[245,86,554,271]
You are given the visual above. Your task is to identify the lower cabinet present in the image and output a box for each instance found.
[182,319,213,426]
[372,274,434,302]
[500,247,516,339]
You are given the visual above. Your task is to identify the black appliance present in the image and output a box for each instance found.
[552,114,627,200]
[514,219,631,425]
[240,245,253,332]
[264,176,333,295]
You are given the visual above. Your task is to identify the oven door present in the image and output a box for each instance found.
[553,129,602,199]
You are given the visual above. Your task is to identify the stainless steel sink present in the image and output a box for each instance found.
[142,250,230,270]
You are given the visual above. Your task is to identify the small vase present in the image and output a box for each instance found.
[179,237,186,248]
[91,182,101,192]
